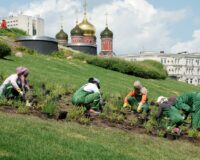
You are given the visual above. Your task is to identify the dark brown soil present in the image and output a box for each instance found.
[0,94,200,144]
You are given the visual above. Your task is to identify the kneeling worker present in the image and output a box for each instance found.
[72,77,104,114]
[123,81,150,113]
[156,96,184,128]
[0,67,29,100]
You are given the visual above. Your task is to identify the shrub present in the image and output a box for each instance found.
[71,52,167,79]
[0,41,11,58]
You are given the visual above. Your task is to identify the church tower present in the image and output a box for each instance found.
[78,0,96,44]
[99,13,115,56]
[71,19,84,44]
[56,25,68,46]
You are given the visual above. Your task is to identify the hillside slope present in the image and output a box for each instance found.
[0,54,199,100]
[0,53,200,160]
[1,112,200,160]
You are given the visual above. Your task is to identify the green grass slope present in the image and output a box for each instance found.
[1,112,200,160]
[0,54,199,100]
[0,54,200,160]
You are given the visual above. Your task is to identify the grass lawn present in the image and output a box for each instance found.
[0,54,199,100]
[0,54,200,160]
[0,112,200,160]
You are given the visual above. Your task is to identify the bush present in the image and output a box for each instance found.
[71,52,167,79]
[0,41,11,58]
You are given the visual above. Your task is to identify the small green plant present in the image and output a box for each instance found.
[158,130,165,137]
[129,117,138,127]
[42,100,58,116]
[188,129,199,138]
[68,107,85,121]
[78,117,90,125]
[18,106,29,114]
[144,118,158,133]
[107,112,125,124]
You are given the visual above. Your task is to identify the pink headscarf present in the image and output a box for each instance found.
[16,67,29,89]
[16,67,29,76]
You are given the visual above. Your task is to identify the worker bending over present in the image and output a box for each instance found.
[123,81,150,113]
[0,67,29,100]
[72,77,104,114]
[156,96,184,128]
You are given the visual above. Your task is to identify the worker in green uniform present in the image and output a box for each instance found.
[0,67,29,100]
[174,92,197,117]
[123,81,150,113]
[191,93,200,129]
[72,77,104,114]
[156,96,184,128]
[173,92,200,129]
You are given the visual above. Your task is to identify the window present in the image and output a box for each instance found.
[161,58,164,64]
[190,79,193,84]
[196,60,200,66]
[198,69,200,75]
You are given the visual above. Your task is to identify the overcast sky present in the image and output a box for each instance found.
[0,0,200,55]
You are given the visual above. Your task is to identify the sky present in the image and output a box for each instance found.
[0,0,200,55]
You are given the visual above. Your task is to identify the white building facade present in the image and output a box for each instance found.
[3,14,44,36]
[119,52,200,86]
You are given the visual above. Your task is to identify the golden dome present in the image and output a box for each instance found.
[78,17,96,37]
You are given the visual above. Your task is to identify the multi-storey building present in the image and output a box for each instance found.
[2,14,44,36]
[119,52,200,86]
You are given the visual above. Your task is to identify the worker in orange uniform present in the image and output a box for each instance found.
[123,81,150,113]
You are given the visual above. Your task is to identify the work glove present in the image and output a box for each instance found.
[137,103,143,113]
[17,88,23,96]
[26,100,31,107]
[123,102,129,108]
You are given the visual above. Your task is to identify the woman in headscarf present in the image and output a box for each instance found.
[0,66,29,100]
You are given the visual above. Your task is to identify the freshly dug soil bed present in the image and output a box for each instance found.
[1,94,200,144]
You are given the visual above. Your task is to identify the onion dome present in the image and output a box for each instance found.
[71,24,84,36]
[100,27,113,38]
[78,17,96,37]
[56,28,68,40]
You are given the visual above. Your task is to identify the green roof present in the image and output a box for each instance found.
[100,27,113,38]
[71,25,84,36]
[56,29,68,40]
